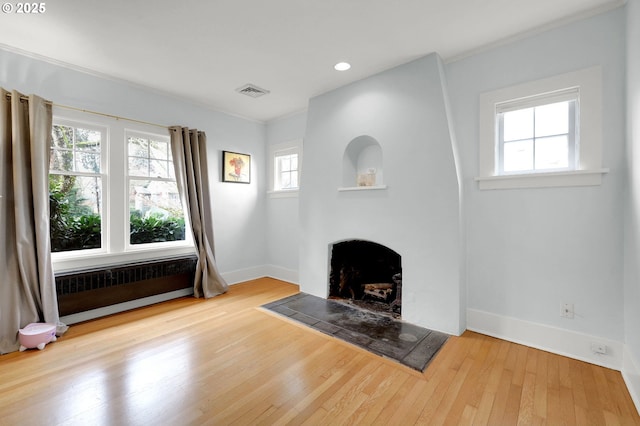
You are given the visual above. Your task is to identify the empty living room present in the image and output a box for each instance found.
[2,0,640,424]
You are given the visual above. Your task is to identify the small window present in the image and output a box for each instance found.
[127,132,186,245]
[275,152,299,190]
[497,90,578,175]
[477,67,606,190]
[49,122,105,252]
[268,139,302,196]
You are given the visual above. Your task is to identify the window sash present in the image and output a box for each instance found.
[274,152,299,190]
[497,98,577,175]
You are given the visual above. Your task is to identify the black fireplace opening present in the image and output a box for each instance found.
[329,240,402,317]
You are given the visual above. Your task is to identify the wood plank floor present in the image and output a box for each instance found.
[0,277,638,425]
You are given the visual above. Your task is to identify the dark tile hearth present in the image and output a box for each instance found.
[262,293,449,371]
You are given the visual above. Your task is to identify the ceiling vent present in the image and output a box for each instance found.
[236,83,270,98]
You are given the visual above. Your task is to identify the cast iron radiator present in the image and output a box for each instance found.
[55,255,197,316]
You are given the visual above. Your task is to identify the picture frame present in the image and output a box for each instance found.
[222,151,251,183]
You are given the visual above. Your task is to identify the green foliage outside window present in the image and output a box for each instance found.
[50,178,186,252]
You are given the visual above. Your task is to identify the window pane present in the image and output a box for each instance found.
[149,140,169,160]
[129,179,185,245]
[291,154,298,171]
[504,140,533,172]
[75,152,101,173]
[503,108,533,142]
[75,128,101,151]
[535,101,569,137]
[280,156,291,172]
[280,172,291,189]
[129,158,149,177]
[49,175,102,252]
[50,149,73,172]
[290,171,299,188]
[150,159,170,178]
[52,125,74,149]
[535,136,569,169]
[128,137,148,158]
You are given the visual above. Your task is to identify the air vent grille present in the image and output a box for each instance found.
[236,83,270,98]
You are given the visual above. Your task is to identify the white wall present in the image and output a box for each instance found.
[624,0,640,411]
[264,111,307,282]
[299,54,463,335]
[446,7,626,356]
[0,48,268,283]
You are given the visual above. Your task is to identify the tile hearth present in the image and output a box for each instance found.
[262,293,449,371]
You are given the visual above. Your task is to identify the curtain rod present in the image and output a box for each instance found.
[4,92,169,130]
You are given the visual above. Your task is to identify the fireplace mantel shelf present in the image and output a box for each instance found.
[338,185,388,192]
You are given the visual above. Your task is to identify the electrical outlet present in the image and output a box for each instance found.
[561,303,574,319]
[591,342,607,354]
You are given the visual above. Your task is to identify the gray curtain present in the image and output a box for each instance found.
[170,126,228,298]
[0,89,68,354]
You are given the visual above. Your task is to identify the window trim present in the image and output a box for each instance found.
[477,66,608,190]
[50,108,195,273]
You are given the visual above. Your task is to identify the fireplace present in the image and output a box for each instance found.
[329,240,402,317]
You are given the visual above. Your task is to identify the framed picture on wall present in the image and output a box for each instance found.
[222,151,251,183]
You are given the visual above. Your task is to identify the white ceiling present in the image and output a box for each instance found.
[0,0,623,122]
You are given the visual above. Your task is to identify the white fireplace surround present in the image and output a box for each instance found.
[299,53,465,336]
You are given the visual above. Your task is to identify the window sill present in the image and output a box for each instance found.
[475,169,609,190]
[338,185,388,192]
[52,245,196,273]
[268,189,299,198]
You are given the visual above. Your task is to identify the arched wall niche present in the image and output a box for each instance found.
[342,135,384,188]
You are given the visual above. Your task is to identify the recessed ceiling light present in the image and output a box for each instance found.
[334,62,351,71]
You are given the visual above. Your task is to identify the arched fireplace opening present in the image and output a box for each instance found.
[328,240,402,317]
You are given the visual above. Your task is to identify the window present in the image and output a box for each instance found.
[497,90,577,174]
[49,109,193,271]
[268,139,302,196]
[127,132,185,245]
[477,66,607,190]
[274,152,299,190]
[49,121,105,252]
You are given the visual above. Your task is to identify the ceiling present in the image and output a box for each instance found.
[0,0,623,122]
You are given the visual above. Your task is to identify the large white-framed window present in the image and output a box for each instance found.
[50,108,194,272]
[477,66,608,190]
[268,139,302,197]
[126,130,186,249]
[49,119,106,254]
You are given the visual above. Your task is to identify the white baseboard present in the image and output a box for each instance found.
[467,308,623,371]
[623,345,640,416]
[60,288,194,325]
[222,265,299,285]
[264,265,299,284]
[222,266,271,285]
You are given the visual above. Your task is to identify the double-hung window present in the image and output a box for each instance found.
[497,89,578,174]
[49,120,105,253]
[127,131,185,246]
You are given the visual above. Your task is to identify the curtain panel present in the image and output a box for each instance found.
[0,89,67,354]
[170,126,228,298]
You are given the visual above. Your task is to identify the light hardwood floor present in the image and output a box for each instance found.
[0,278,638,425]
